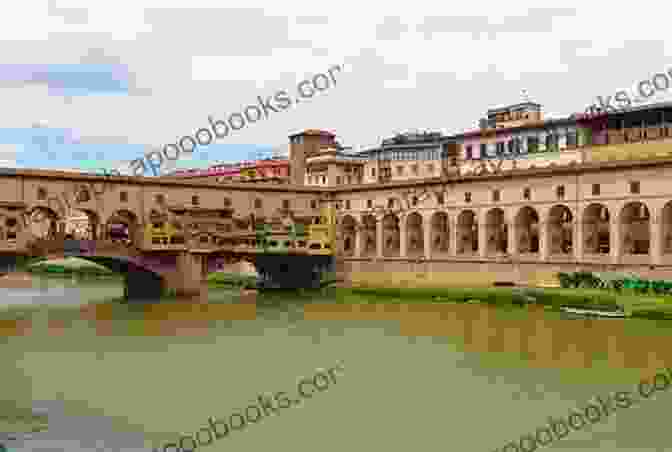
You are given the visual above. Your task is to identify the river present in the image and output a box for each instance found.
[0,275,670,451]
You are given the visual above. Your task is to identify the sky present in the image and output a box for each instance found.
[1,1,672,175]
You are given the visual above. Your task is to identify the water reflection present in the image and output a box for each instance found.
[303,302,672,372]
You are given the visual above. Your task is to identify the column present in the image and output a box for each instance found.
[376,217,383,259]
[651,212,661,266]
[399,214,407,258]
[449,216,458,256]
[354,224,362,258]
[423,213,432,260]
[508,217,517,257]
[539,218,548,262]
[610,219,621,265]
[574,217,583,263]
[478,211,487,258]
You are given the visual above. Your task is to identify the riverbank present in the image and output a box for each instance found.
[332,286,672,320]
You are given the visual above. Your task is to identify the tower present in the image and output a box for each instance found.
[288,129,338,186]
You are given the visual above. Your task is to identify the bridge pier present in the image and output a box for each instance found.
[124,270,163,301]
[161,252,208,297]
[254,254,335,289]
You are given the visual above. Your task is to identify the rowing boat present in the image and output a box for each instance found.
[560,306,626,318]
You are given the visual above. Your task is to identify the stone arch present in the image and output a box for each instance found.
[341,215,357,257]
[662,201,672,254]
[0,212,21,242]
[583,203,610,254]
[382,213,400,257]
[406,212,424,258]
[547,204,573,255]
[620,201,650,255]
[106,209,139,245]
[515,206,539,254]
[362,214,377,257]
[485,208,508,254]
[27,206,62,239]
[67,208,101,240]
[457,210,478,254]
[386,197,402,210]
[430,212,449,257]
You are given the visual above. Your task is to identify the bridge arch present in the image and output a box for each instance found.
[106,209,140,244]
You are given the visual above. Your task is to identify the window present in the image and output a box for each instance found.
[437,193,444,205]
[411,164,418,175]
[507,140,515,154]
[557,185,565,199]
[426,164,434,173]
[480,143,487,158]
[120,191,128,202]
[347,176,351,184]
[367,200,373,209]
[566,131,578,148]
[592,184,601,196]
[311,200,317,209]
[465,145,473,160]
[630,181,640,194]
[527,136,539,153]
[345,200,351,209]
[388,198,395,208]
[492,189,500,202]
[523,188,531,200]
[465,192,472,203]
[396,166,404,176]
[37,187,47,200]
[254,198,262,209]
[336,176,342,185]
[282,199,290,209]
[496,142,505,156]
[192,195,199,205]
[224,197,231,207]
[546,133,558,151]
[155,194,165,204]
[321,176,326,184]
[371,168,376,177]
[412,196,418,206]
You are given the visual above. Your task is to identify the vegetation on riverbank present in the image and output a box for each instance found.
[334,286,672,320]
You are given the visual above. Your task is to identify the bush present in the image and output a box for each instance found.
[557,272,575,289]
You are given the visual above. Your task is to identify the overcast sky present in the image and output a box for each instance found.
[0,1,671,174]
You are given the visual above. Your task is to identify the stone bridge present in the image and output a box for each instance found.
[0,168,334,299]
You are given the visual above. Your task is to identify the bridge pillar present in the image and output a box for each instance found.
[162,252,206,297]
[255,254,334,289]
[124,270,163,301]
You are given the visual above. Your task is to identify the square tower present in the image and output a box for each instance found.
[288,129,338,186]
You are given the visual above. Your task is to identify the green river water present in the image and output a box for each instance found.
[0,275,670,451]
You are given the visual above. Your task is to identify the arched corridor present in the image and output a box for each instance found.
[485,208,507,255]
[405,212,424,258]
[620,201,650,255]
[341,215,357,256]
[548,205,573,255]
[457,210,478,255]
[583,203,610,254]
[516,206,539,254]
[362,215,377,257]
[382,214,400,257]
[662,201,672,254]
[430,212,450,258]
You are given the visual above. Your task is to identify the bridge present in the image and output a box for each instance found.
[0,168,336,300]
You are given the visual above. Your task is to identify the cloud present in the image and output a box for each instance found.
[0,63,131,97]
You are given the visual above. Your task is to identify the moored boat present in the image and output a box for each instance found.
[560,306,626,318]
